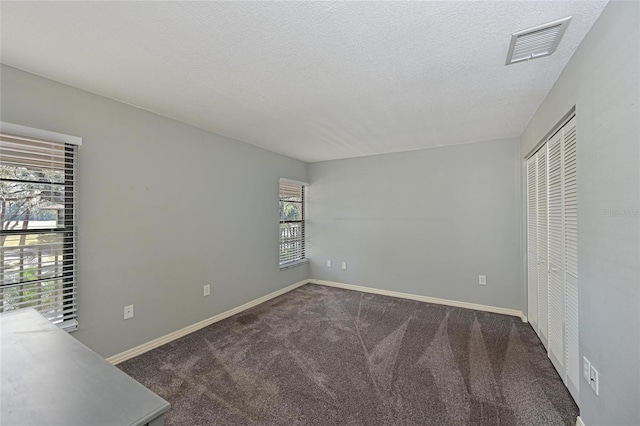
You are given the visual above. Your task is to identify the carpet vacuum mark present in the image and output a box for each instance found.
[119,284,578,425]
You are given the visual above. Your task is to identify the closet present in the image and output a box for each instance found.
[526,115,579,402]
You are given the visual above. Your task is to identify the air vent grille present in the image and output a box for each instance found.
[506,17,571,65]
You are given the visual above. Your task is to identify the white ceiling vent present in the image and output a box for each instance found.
[506,17,572,65]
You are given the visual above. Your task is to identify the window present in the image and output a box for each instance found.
[279,179,306,268]
[0,123,80,331]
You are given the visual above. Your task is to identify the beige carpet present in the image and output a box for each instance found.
[119,284,578,425]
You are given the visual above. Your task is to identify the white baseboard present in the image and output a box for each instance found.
[106,279,309,365]
[108,278,526,364]
[576,416,586,426]
[309,279,526,321]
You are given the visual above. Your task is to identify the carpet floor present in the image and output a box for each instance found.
[118,284,579,425]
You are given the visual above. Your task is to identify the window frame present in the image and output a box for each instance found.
[0,122,81,331]
[279,178,308,269]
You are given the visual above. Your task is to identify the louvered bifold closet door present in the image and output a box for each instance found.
[547,130,565,377]
[536,148,549,347]
[526,156,539,329]
[563,117,579,401]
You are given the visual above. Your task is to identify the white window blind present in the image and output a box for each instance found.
[0,128,79,331]
[279,180,305,267]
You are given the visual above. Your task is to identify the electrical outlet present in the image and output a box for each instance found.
[479,275,487,285]
[589,365,599,395]
[341,261,347,270]
[204,284,211,296]
[124,305,134,320]
[583,357,591,382]
[327,260,332,268]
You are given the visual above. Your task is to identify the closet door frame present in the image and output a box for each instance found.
[524,109,578,403]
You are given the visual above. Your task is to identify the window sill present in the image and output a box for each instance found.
[279,259,309,271]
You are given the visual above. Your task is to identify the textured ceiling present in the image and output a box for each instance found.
[0,1,608,163]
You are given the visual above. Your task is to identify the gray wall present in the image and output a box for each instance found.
[0,65,309,358]
[308,138,522,311]
[521,1,639,424]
